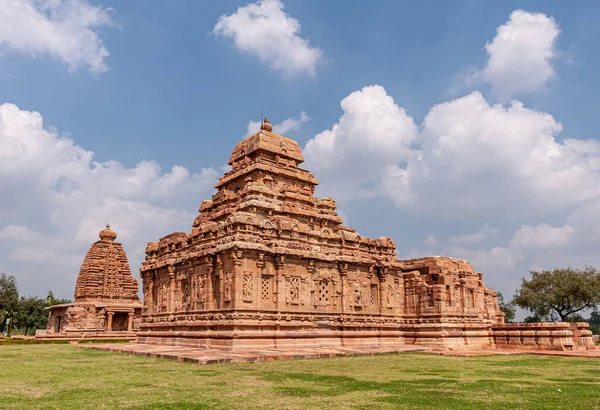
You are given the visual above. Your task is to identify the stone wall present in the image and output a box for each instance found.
[492,322,595,351]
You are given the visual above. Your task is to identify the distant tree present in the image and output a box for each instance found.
[513,267,600,322]
[0,273,19,335]
[14,296,47,336]
[45,291,71,307]
[497,292,516,323]
[588,311,600,335]
[523,315,545,323]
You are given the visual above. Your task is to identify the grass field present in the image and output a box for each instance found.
[1,345,599,409]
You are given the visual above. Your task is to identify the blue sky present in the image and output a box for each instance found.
[1,0,599,318]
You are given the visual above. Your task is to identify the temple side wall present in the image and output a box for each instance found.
[138,253,503,350]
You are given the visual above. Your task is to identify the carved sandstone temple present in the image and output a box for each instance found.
[137,119,594,351]
[45,225,142,338]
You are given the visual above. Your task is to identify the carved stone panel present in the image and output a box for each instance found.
[289,276,301,305]
[243,272,253,302]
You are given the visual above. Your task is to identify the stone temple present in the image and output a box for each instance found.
[137,119,594,352]
[45,224,142,338]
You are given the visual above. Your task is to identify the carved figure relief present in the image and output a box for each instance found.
[353,282,362,307]
[386,284,394,308]
[196,275,206,303]
[243,272,253,302]
[160,283,168,312]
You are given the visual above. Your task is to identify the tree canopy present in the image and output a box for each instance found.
[497,292,515,323]
[512,267,600,322]
[1,274,72,336]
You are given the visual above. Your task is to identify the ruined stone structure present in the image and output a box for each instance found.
[45,225,142,338]
[137,119,594,352]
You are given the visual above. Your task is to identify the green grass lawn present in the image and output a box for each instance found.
[0,345,599,409]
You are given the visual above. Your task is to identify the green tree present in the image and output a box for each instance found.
[588,311,600,335]
[513,267,600,322]
[0,273,19,335]
[497,292,516,323]
[14,296,47,336]
[45,291,71,307]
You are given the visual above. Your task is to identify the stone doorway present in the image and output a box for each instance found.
[111,312,129,331]
[54,316,62,333]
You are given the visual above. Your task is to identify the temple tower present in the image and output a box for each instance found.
[44,225,142,339]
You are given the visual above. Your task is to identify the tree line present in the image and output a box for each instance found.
[0,273,70,336]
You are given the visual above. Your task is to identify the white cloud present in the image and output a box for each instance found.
[509,223,574,249]
[0,102,218,298]
[0,0,114,73]
[385,91,600,218]
[450,224,498,245]
[474,9,561,100]
[213,0,323,76]
[304,85,418,200]
[305,80,600,309]
[423,235,439,247]
[245,111,310,138]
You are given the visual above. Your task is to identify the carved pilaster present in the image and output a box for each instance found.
[338,262,348,313]
[168,265,175,313]
[378,267,387,314]
[147,275,155,314]
[275,255,285,311]
[206,256,215,310]
[231,250,243,307]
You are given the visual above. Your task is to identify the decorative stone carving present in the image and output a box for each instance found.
[289,276,300,304]
[243,272,253,302]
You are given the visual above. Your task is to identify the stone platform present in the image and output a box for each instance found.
[78,342,600,365]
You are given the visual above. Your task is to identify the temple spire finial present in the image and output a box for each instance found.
[99,223,117,242]
[261,117,273,132]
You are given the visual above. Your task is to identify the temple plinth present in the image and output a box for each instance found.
[44,225,142,339]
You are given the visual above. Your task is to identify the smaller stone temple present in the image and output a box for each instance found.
[44,224,142,339]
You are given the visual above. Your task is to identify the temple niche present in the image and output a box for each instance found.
[45,225,142,339]
[135,119,513,350]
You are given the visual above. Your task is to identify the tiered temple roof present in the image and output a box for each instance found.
[75,224,140,302]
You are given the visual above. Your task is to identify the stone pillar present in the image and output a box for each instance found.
[256,253,266,309]
[148,276,155,314]
[216,255,223,309]
[107,312,114,332]
[168,265,176,312]
[338,262,348,314]
[378,268,387,315]
[127,313,134,332]
[206,256,214,310]
[231,250,242,308]
[275,255,285,311]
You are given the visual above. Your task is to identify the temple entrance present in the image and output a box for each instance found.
[111,312,129,331]
[54,316,62,333]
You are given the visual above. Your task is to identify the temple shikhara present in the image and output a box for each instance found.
[136,119,521,350]
[45,225,142,338]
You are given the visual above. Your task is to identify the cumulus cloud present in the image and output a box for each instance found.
[305,80,600,305]
[0,103,218,298]
[213,0,323,76]
[0,0,114,73]
[472,9,561,100]
[304,85,418,200]
[450,224,499,245]
[245,111,310,138]
[386,91,600,218]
